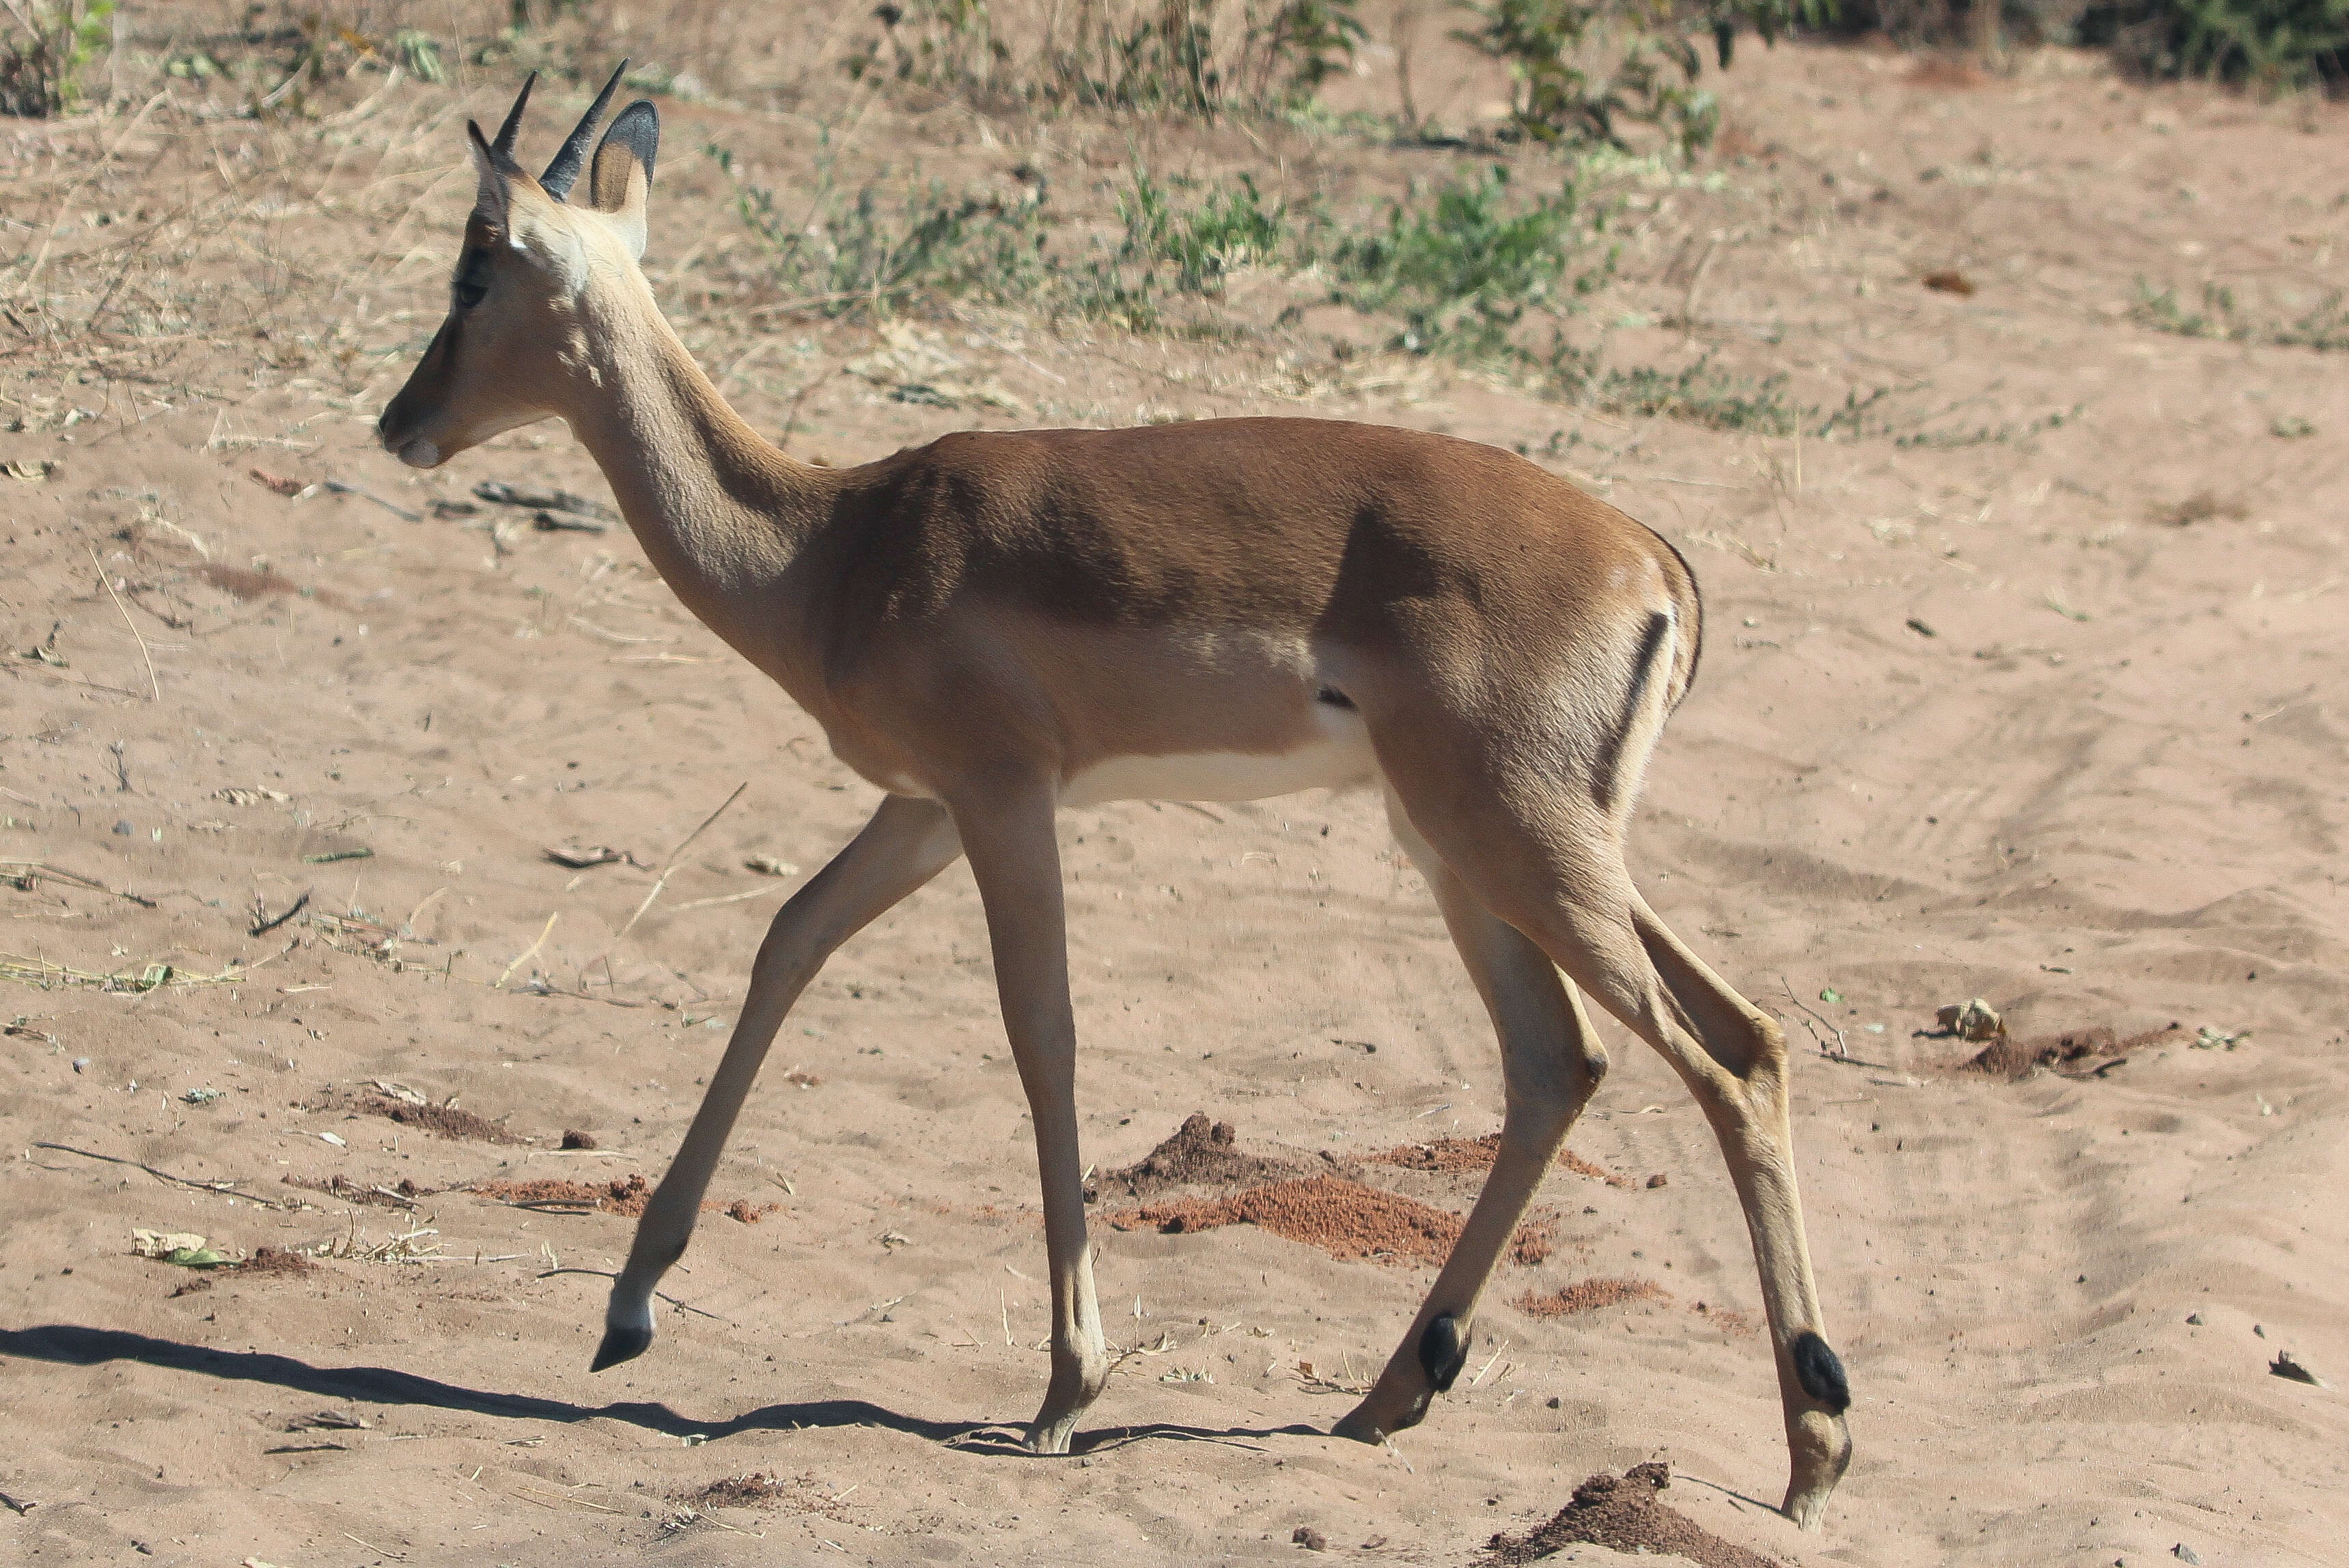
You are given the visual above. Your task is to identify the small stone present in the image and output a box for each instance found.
[1546,1396,1562,1409]
[2172,1546,2201,1565]
[111,820,134,835]
[2184,1313,2202,1326]
[1646,1173,1669,1189]
[1291,1526,1327,1550]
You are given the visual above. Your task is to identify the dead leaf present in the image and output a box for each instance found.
[247,467,303,497]
[1922,270,1975,296]
[4,459,53,481]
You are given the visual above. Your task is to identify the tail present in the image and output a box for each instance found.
[1594,596,1688,819]
[1650,529,1704,712]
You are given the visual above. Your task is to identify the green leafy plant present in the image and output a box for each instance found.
[2082,0,2348,91]
[0,0,114,118]
[850,0,1366,118]
[1327,164,1611,356]
[1119,169,1294,292]
[1449,0,1824,154]
[391,28,447,85]
[711,144,1050,318]
[2132,277,2349,350]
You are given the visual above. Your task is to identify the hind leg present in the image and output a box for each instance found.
[1334,794,1609,1444]
[1382,744,1851,1529]
[1620,888,1852,1527]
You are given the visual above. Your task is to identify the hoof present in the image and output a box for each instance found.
[591,1321,654,1372]
[1417,1315,1469,1393]
[1025,1418,1076,1456]
[1329,1408,1386,1444]
[1791,1330,1850,1414]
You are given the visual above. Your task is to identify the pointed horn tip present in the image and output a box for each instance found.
[539,61,633,201]
[491,69,537,156]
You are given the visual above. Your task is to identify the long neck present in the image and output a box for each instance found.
[556,282,835,660]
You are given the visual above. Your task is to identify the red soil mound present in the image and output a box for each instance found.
[1088,1112,1304,1199]
[1514,1277,1670,1317]
[1107,1173,1548,1268]
[1486,1464,1777,1567]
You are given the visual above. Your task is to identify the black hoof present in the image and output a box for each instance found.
[1792,1330,1850,1414]
[591,1322,654,1372]
[1418,1314,1469,1394]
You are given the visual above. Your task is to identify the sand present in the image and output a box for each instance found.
[1,29,2346,1568]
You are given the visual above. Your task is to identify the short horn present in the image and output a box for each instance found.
[489,70,536,165]
[540,61,627,201]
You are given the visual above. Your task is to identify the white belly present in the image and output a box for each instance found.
[1060,708,1377,807]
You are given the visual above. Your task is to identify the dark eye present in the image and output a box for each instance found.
[453,247,492,310]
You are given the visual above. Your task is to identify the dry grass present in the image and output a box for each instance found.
[0,1,2011,471]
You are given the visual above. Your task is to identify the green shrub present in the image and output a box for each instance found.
[2132,277,2349,348]
[0,1,113,118]
[710,145,1051,317]
[1326,165,1611,355]
[849,0,1367,118]
[2079,0,2347,89]
[1450,0,1833,155]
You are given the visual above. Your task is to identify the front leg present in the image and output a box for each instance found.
[947,777,1107,1454]
[594,794,962,1372]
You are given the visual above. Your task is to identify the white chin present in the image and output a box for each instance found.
[398,439,442,468]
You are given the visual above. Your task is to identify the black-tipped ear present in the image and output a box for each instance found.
[588,102,658,259]
[592,100,660,196]
[541,61,626,201]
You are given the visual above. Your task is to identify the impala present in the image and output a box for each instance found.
[377,68,1853,1529]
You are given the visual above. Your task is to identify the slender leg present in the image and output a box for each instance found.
[1624,893,1852,1529]
[1336,799,1609,1442]
[1453,844,1850,1527]
[593,794,962,1372]
[1378,732,1850,1530]
[945,779,1107,1454]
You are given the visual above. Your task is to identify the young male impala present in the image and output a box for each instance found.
[378,68,1853,1529]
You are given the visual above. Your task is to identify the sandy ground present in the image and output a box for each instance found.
[3,35,2348,1568]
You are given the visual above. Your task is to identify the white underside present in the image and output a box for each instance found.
[1059,704,1378,807]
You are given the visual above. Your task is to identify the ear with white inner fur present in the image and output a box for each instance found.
[466,121,512,231]
[587,100,659,260]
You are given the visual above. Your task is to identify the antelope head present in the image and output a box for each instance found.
[378,65,660,469]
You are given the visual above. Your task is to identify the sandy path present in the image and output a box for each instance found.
[3,39,2346,1568]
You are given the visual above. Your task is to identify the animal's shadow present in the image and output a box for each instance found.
[0,1324,1316,1455]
